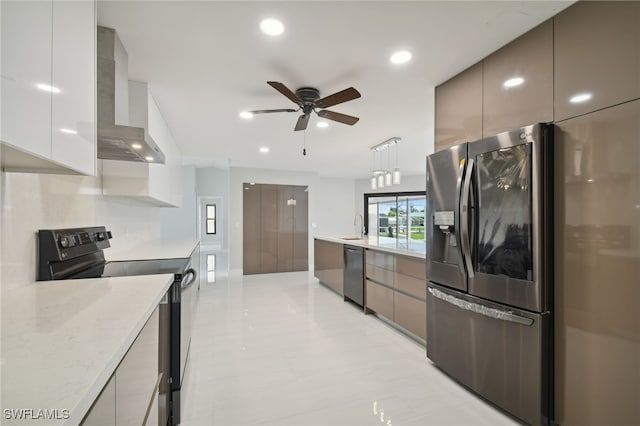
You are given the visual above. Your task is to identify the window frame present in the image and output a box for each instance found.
[206,204,217,235]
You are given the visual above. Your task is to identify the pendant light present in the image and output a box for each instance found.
[370,149,378,190]
[370,137,402,187]
[393,140,401,185]
[385,146,392,186]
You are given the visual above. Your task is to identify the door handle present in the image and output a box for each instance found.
[460,158,474,278]
[181,268,197,289]
[454,159,466,276]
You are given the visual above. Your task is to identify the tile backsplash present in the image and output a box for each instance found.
[1,163,161,291]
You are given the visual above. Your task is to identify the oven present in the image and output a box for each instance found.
[37,226,198,426]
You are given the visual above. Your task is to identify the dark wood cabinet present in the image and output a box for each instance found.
[482,19,553,136]
[434,62,483,152]
[554,1,640,122]
[243,183,308,274]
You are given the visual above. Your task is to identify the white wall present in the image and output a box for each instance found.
[228,167,355,272]
[160,165,197,240]
[1,162,164,292]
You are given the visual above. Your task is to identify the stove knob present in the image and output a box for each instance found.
[96,232,105,241]
[58,236,71,248]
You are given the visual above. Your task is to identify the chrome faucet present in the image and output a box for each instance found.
[354,213,364,238]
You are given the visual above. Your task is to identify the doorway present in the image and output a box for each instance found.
[198,196,224,249]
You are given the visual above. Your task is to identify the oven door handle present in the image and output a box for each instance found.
[181,268,198,289]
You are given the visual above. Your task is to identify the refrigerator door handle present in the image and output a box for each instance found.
[428,287,534,326]
[460,158,474,278]
[454,159,466,276]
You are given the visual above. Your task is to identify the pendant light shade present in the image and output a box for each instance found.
[393,168,401,185]
[371,175,378,190]
[385,170,392,186]
[377,173,385,188]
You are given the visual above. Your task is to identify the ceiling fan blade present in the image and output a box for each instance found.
[294,114,310,131]
[267,81,304,106]
[317,109,360,125]
[249,108,298,114]
[315,87,361,109]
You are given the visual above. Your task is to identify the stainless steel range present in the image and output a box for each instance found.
[37,226,197,426]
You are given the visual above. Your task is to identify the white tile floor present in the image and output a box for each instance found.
[181,249,521,426]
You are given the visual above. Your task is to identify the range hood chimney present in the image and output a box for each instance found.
[97,26,165,163]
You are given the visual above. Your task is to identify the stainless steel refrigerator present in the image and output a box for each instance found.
[426,123,553,426]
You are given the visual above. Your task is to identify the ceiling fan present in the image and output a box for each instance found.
[249,81,361,131]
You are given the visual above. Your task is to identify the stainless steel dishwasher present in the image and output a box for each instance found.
[343,245,364,307]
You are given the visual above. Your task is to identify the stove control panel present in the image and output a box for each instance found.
[38,226,113,280]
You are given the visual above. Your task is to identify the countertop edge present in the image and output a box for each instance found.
[314,235,426,260]
[67,274,174,425]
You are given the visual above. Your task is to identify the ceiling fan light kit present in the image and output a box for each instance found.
[248,81,361,131]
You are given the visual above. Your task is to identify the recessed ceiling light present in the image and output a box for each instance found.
[36,83,60,93]
[503,77,525,88]
[145,156,154,162]
[316,121,329,128]
[259,147,269,153]
[131,143,142,150]
[570,92,592,104]
[239,111,254,120]
[260,18,284,36]
[390,50,412,65]
[59,128,77,134]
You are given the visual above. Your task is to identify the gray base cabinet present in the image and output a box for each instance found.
[365,250,427,341]
[314,239,344,295]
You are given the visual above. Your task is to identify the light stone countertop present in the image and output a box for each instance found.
[105,238,199,261]
[314,235,426,260]
[1,275,174,425]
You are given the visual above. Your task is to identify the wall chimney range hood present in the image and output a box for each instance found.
[97,26,165,164]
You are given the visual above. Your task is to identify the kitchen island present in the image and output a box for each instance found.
[1,274,173,425]
[314,236,427,341]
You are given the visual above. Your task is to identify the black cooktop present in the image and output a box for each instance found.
[68,258,191,280]
[38,226,192,281]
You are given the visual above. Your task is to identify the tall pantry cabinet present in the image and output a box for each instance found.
[433,2,640,425]
[243,183,309,275]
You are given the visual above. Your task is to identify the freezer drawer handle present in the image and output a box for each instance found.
[428,287,534,326]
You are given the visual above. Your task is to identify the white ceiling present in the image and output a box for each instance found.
[97,1,573,179]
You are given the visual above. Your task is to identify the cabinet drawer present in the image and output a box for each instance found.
[366,250,394,270]
[366,264,394,287]
[396,256,426,281]
[394,292,427,340]
[366,280,394,319]
[395,273,426,300]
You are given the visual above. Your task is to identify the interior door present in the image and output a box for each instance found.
[467,123,552,312]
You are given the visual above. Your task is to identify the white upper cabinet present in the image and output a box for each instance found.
[1,0,96,175]
[1,1,52,160]
[51,0,96,175]
[102,81,182,207]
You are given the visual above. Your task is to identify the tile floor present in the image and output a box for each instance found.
[181,249,521,426]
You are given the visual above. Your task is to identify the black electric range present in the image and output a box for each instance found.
[37,226,197,426]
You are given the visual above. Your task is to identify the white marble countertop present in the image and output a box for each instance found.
[105,238,199,261]
[314,235,426,260]
[1,275,174,425]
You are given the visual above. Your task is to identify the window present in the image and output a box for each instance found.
[206,204,216,234]
[365,191,426,253]
[207,254,216,283]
